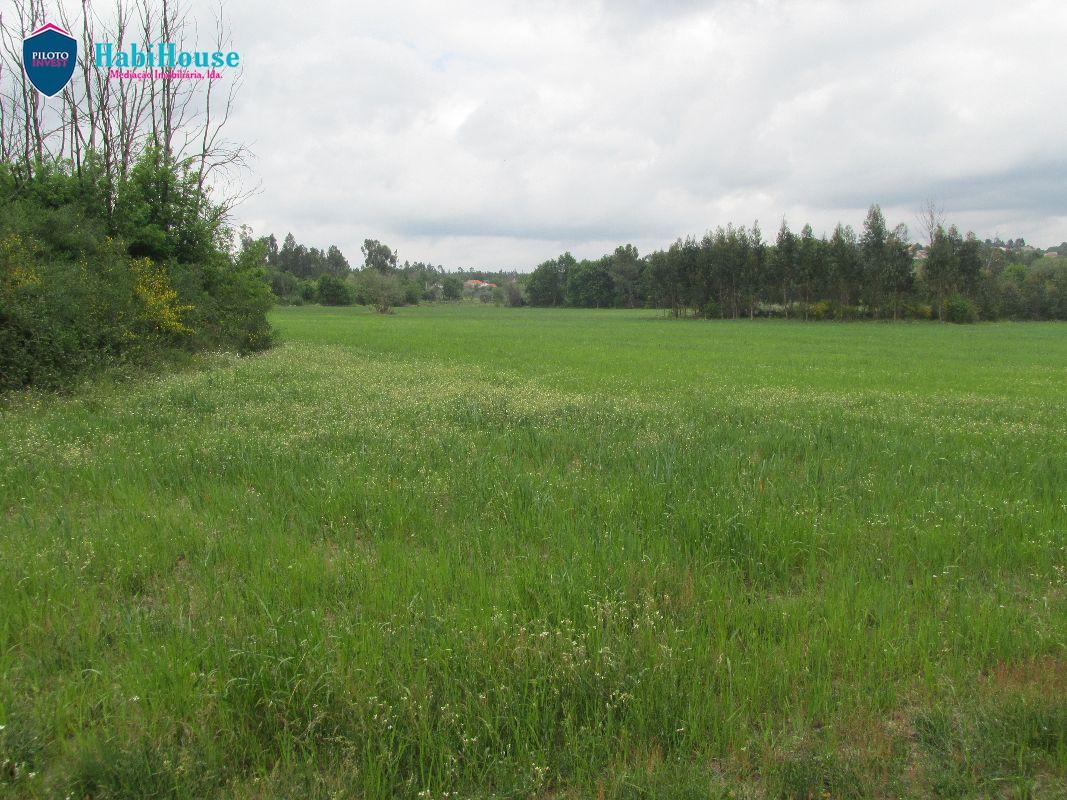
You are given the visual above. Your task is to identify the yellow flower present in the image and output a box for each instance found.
[0,233,41,290]
[131,258,194,335]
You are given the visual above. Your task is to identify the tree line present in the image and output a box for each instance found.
[524,206,1067,321]
[253,232,524,311]
[254,206,1065,322]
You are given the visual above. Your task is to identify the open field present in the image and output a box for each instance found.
[1,304,1065,799]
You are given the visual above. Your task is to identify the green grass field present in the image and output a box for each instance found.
[2,304,1065,799]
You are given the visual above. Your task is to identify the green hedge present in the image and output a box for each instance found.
[1,153,274,391]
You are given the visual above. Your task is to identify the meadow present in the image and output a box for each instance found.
[1,304,1065,799]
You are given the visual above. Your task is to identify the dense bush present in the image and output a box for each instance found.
[402,280,422,306]
[903,302,934,320]
[268,269,315,304]
[942,294,978,324]
[808,300,833,320]
[351,269,405,313]
[316,274,352,306]
[503,280,526,307]
[0,153,273,391]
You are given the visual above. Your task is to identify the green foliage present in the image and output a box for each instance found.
[566,258,615,308]
[502,280,526,306]
[610,244,643,308]
[111,148,221,264]
[316,273,352,306]
[925,226,964,315]
[0,152,273,390]
[904,301,934,320]
[943,294,979,323]
[271,232,351,280]
[267,267,303,303]
[261,233,460,311]
[255,232,353,305]
[834,303,863,320]
[401,279,422,306]
[352,268,405,313]
[442,275,463,300]
[513,208,1062,321]
[526,253,573,306]
[1014,260,1067,320]
[808,299,833,320]
[362,238,398,273]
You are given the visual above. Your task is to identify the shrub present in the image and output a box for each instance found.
[0,152,274,391]
[834,304,863,320]
[0,232,190,390]
[401,280,422,306]
[174,258,274,354]
[808,300,833,320]
[353,269,404,313]
[503,281,526,307]
[268,269,299,301]
[903,302,933,320]
[942,294,978,324]
[316,274,351,306]
[700,300,721,319]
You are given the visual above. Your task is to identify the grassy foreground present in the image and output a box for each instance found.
[1,304,1065,799]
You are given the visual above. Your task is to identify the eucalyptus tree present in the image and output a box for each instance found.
[796,223,821,316]
[772,221,798,316]
[741,222,765,319]
[828,223,861,310]
[885,224,915,319]
[362,239,398,274]
[861,205,890,316]
[609,244,643,308]
[526,253,573,306]
[326,245,351,276]
[566,258,614,308]
[924,225,961,317]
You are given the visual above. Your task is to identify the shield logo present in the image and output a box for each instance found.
[22,23,77,97]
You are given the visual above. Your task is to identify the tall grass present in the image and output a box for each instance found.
[1,305,1064,798]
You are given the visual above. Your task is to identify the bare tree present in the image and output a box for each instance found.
[917,198,945,247]
[0,0,47,177]
[0,0,250,213]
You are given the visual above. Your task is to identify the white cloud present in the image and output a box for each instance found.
[217,0,1067,267]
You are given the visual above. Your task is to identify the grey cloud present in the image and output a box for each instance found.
[827,159,1067,218]
[209,0,1066,268]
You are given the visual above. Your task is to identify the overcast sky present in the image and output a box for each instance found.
[217,0,1065,269]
